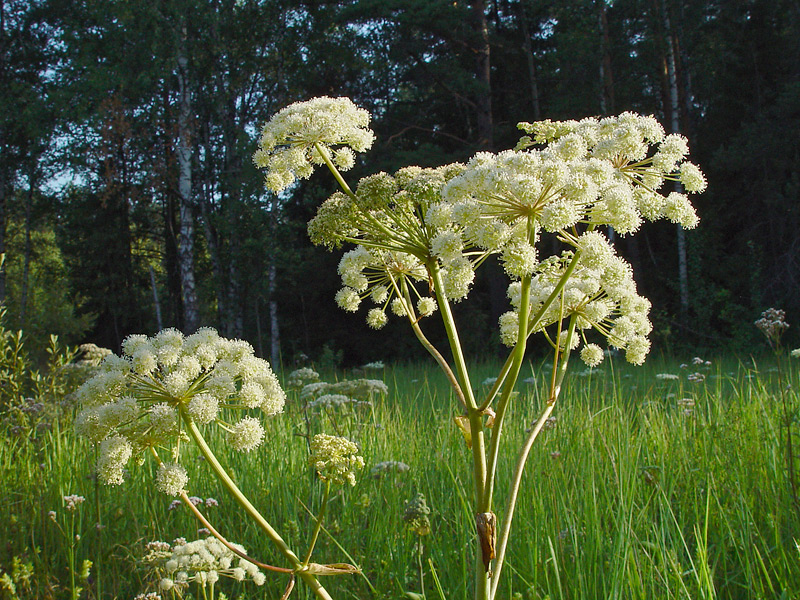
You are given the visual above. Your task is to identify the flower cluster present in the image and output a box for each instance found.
[308,394,371,411]
[286,367,320,390]
[63,495,86,512]
[308,433,364,486]
[500,232,652,365]
[303,100,702,350]
[309,165,473,327]
[253,97,375,193]
[142,536,265,594]
[299,378,389,402]
[755,307,790,345]
[370,460,411,478]
[74,328,286,491]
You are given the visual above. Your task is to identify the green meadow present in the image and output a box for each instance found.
[2,352,799,600]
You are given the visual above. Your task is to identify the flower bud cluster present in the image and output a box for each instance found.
[253,97,374,192]
[74,328,286,490]
[309,433,365,486]
[403,492,432,536]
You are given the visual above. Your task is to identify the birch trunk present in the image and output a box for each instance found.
[598,0,615,114]
[269,262,280,369]
[661,0,690,320]
[176,29,200,334]
[19,165,34,325]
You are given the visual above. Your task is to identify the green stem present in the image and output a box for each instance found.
[390,275,467,409]
[69,512,77,600]
[93,453,103,600]
[484,274,533,509]
[417,541,426,600]
[428,263,490,600]
[314,142,358,200]
[477,353,515,413]
[303,480,331,566]
[181,414,334,600]
[490,316,577,600]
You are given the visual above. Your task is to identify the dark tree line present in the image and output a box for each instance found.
[2,0,799,363]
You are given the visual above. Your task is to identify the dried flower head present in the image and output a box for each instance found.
[755,308,790,345]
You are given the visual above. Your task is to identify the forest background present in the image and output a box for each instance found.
[2,0,799,366]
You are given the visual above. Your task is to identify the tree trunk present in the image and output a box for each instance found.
[199,144,226,331]
[19,164,34,325]
[149,264,163,331]
[598,0,615,114]
[516,0,541,120]
[0,174,5,304]
[176,26,200,334]
[269,262,281,369]
[661,0,690,321]
[471,0,493,150]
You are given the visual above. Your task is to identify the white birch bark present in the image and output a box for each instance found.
[176,29,200,333]
[662,0,690,319]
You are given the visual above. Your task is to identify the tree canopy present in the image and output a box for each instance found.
[2,0,799,362]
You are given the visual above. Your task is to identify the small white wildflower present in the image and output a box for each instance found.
[155,463,188,497]
[228,417,265,452]
[370,461,411,478]
[655,373,680,381]
[309,433,365,486]
[366,308,388,329]
[64,495,86,512]
[417,297,437,317]
[580,344,604,368]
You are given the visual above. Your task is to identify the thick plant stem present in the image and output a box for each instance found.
[182,416,334,600]
[484,274,533,509]
[490,317,577,599]
[427,263,491,600]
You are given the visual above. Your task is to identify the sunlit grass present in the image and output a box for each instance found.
[1,354,798,599]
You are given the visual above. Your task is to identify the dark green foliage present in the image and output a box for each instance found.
[2,0,800,361]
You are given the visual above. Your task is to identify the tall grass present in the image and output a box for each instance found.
[1,355,798,599]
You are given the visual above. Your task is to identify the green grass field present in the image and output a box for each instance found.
[2,355,799,600]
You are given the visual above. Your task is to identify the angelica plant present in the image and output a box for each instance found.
[74,328,361,600]
[255,97,705,600]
